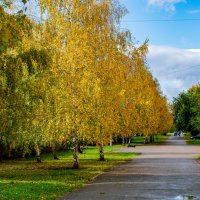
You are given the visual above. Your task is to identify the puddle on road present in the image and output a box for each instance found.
[174,195,196,200]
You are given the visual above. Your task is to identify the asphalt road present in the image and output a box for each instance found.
[60,135,200,200]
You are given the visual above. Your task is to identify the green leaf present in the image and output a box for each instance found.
[22,0,27,4]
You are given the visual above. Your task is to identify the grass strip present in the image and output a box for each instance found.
[184,133,200,145]
[0,145,139,200]
[131,133,171,145]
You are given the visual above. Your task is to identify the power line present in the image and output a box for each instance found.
[167,64,200,75]
[122,18,200,23]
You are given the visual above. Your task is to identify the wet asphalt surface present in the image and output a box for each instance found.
[60,136,200,200]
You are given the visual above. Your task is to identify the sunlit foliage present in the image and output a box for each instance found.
[0,0,172,166]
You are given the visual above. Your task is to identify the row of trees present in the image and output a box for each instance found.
[0,0,173,168]
[173,83,200,135]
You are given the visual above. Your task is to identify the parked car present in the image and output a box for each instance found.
[190,134,200,139]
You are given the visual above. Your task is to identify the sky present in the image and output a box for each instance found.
[120,0,200,101]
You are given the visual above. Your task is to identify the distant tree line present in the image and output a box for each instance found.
[173,83,200,135]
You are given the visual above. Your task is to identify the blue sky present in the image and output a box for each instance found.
[120,0,200,100]
[121,0,200,48]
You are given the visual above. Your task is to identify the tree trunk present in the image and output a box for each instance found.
[77,143,83,154]
[22,144,26,158]
[144,136,148,144]
[99,143,105,161]
[128,136,131,146]
[149,135,153,143]
[52,142,59,160]
[122,136,125,145]
[35,143,41,163]
[8,144,12,159]
[72,136,79,169]
[115,136,119,144]
[109,135,112,146]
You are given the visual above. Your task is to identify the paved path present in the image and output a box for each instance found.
[60,136,200,200]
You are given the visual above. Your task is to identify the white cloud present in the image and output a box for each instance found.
[147,0,186,12]
[187,49,200,53]
[171,79,184,88]
[147,45,200,101]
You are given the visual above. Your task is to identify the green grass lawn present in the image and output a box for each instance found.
[184,133,200,163]
[197,155,200,165]
[0,145,139,200]
[131,133,171,145]
[184,133,200,144]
